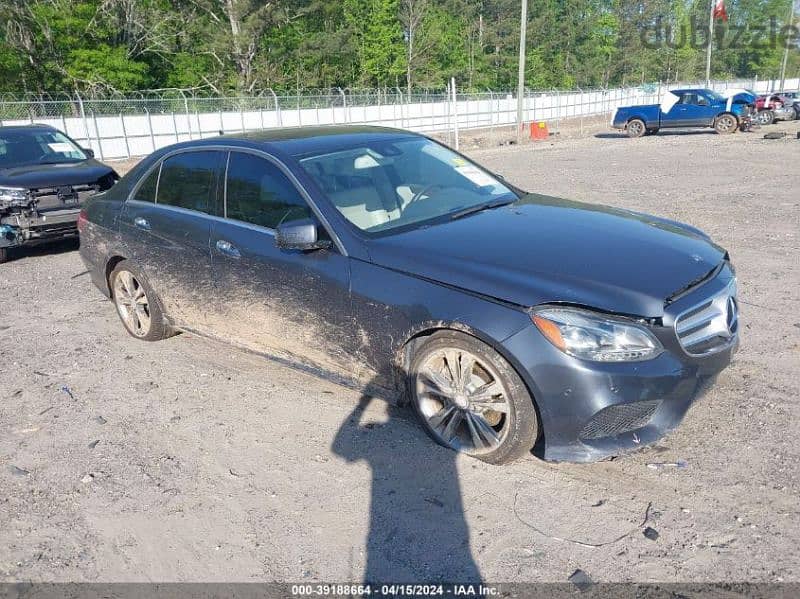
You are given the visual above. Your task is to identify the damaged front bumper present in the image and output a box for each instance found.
[1,208,81,250]
[502,266,738,462]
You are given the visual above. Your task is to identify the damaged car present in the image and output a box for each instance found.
[0,124,118,263]
[79,126,739,464]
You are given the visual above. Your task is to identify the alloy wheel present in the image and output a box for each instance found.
[415,348,512,454]
[716,115,736,133]
[627,120,644,137]
[113,270,152,337]
[756,111,773,125]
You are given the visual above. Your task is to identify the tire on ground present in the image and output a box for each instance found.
[409,330,540,465]
[756,110,774,126]
[714,113,738,134]
[626,118,646,138]
[109,260,173,341]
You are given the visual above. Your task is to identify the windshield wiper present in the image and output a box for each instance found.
[448,197,516,221]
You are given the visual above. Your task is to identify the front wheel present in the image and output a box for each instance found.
[409,331,539,465]
[755,110,774,126]
[714,114,738,134]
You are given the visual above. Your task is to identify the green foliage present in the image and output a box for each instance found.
[66,46,150,91]
[0,0,797,94]
[345,0,406,86]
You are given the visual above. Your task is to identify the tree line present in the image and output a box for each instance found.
[0,0,797,95]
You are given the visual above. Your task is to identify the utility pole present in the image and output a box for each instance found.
[516,0,528,143]
[705,0,715,87]
[778,0,795,91]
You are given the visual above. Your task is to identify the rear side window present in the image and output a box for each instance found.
[157,150,223,214]
[132,165,159,203]
[225,152,311,229]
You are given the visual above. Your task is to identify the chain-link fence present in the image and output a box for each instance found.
[1,77,795,161]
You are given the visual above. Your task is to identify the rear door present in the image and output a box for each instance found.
[208,150,362,378]
[119,149,225,329]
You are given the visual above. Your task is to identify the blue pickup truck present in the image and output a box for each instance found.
[612,88,752,137]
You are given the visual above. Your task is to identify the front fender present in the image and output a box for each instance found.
[349,259,534,388]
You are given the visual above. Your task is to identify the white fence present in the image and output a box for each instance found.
[1,77,797,161]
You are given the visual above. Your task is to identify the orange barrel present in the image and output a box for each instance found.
[530,121,549,140]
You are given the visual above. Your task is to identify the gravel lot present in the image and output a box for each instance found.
[1,122,799,584]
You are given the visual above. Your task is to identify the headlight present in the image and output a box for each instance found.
[532,307,663,362]
[0,187,29,208]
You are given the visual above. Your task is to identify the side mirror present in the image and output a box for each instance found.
[275,218,332,251]
[83,147,95,158]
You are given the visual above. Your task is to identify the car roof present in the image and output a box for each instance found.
[671,88,712,95]
[0,123,57,132]
[167,125,421,157]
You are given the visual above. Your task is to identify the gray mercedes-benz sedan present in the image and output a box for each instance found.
[79,126,738,464]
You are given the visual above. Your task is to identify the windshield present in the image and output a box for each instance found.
[0,129,87,168]
[296,137,517,234]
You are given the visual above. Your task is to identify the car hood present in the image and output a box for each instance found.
[365,194,726,318]
[0,160,116,188]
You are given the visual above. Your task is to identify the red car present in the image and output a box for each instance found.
[754,94,799,125]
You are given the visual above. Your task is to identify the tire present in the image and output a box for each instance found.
[109,260,172,341]
[626,118,646,138]
[409,330,539,465]
[0,247,7,264]
[755,110,774,126]
[714,113,738,134]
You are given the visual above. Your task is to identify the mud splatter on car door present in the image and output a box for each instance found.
[204,150,364,379]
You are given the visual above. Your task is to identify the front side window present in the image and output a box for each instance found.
[296,137,516,234]
[0,129,86,168]
[157,151,223,214]
[225,152,311,229]
[704,90,725,103]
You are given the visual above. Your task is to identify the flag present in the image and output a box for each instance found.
[713,0,728,22]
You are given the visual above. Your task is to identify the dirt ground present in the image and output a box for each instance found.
[1,120,799,584]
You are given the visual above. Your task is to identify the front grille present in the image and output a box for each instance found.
[31,183,100,211]
[579,401,661,440]
[675,280,738,356]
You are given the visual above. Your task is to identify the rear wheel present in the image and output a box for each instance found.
[626,118,646,138]
[409,331,539,465]
[714,114,738,134]
[110,261,172,341]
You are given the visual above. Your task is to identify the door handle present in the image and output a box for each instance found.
[215,239,241,258]
[133,217,151,230]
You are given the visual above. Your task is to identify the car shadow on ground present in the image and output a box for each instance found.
[2,238,80,263]
[331,387,483,584]
[595,130,721,139]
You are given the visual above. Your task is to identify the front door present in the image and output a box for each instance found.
[666,92,717,127]
[119,149,225,329]
[208,150,362,379]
